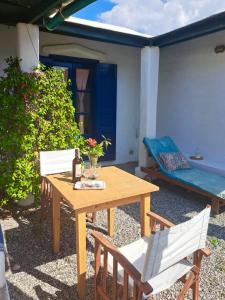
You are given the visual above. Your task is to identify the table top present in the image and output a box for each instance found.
[47,166,159,212]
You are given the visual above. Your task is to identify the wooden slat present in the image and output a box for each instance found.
[138,290,143,300]
[103,249,108,293]
[123,270,129,300]
[94,239,102,300]
[92,231,153,296]
[112,258,118,300]
[97,285,111,300]
[133,282,138,300]
[160,222,164,230]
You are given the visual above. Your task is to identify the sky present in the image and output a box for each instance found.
[75,0,225,36]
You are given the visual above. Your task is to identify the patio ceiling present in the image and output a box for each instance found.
[0,0,95,26]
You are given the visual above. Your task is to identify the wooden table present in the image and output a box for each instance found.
[46,166,159,298]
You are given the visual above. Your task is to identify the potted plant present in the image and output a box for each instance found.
[84,136,111,168]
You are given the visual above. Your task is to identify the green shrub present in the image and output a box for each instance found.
[0,57,83,206]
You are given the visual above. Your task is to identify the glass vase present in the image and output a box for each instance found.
[89,154,98,168]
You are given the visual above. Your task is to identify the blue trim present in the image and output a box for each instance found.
[49,54,99,65]
[39,11,225,48]
[40,22,149,48]
[151,11,225,47]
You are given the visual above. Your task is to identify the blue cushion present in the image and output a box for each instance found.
[143,136,225,199]
[143,136,182,173]
[170,168,225,199]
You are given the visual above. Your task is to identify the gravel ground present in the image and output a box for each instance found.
[1,165,225,300]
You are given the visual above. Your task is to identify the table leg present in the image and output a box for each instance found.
[75,211,86,298]
[140,194,150,236]
[52,188,61,254]
[107,208,114,236]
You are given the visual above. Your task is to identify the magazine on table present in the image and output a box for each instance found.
[74,180,106,190]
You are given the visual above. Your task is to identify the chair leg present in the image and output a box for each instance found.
[211,198,220,215]
[192,277,200,300]
[40,179,46,214]
[177,270,196,300]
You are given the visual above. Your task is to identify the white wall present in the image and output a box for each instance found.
[0,25,17,75]
[40,32,141,164]
[157,30,225,171]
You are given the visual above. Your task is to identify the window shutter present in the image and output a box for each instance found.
[95,63,117,161]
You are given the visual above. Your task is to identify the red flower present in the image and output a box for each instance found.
[20,83,27,89]
[86,138,97,147]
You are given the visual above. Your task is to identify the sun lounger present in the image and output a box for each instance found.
[142,136,225,214]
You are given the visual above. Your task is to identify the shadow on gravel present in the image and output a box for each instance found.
[8,282,34,300]
[5,206,98,299]
[8,275,95,300]
[119,179,225,241]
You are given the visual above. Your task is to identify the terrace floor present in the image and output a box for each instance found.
[1,163,225,299]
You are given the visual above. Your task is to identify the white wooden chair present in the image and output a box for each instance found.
[40,149,75,213]
[40,149,96,222]
[92,206,211,300]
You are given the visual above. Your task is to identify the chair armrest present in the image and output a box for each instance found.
[199,247,211,257]
[92,231,153,295]
[147,211,174,228]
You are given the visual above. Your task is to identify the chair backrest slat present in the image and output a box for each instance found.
[112,258,118,300]
[142,207,210,282]
[40,149,76,176]
[123,270,129,300]
[103,250,108,293]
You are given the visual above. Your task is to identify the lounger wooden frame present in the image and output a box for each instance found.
[92,211,211,300]
[141,165,225,215]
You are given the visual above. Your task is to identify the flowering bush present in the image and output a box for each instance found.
[0,57,83,206]
[84,136,111,157]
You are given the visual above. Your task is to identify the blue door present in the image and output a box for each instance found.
[40,56,117,161]
[95,63,117,161]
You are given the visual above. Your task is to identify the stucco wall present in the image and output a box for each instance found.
[0,25,17,75]
[157,30,225,171]
[40,32,141,164]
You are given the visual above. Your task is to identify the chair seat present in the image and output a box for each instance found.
[104,236,193,296]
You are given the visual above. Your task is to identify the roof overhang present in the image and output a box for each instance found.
[40,20,150,47]
[151,11,225,47]
[40,11,225,48]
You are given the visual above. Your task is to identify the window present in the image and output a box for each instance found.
[75,68,92,134]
